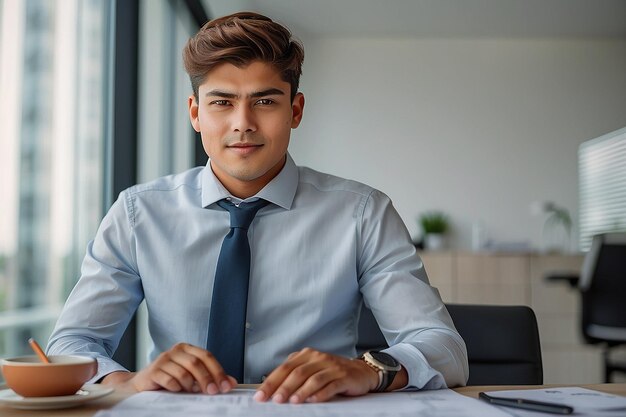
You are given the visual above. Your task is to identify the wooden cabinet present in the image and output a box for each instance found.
[455,254,530,305]
[418,251,611,384]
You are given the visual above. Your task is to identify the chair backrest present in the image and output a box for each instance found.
[357,303,543,385]
[579,232,626,345]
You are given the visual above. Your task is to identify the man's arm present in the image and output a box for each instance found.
[357,190,469,389]
[47,191,238,394]
[47,191,143,383]
[256,190,467,403]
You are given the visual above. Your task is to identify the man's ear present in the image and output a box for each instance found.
[291,92,305,128]
[188,95,200,132]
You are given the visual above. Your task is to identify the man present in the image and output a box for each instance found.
[48,12,468,404]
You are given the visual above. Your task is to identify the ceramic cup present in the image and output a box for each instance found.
[1,355,97,397]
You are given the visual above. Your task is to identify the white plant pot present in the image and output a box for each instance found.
[425,233,445,250]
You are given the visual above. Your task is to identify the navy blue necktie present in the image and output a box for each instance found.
[207,199,268,382]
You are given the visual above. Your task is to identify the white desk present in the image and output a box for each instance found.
[1,383,624,416]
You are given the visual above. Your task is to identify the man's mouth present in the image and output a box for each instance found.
[227,142,264,155]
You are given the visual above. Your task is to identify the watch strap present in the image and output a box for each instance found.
[360,352,399,392]
[379,369,395,392]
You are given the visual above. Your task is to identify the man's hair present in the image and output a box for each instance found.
[183,12,304,102]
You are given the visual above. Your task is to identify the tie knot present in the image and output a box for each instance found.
[217,199,269,230]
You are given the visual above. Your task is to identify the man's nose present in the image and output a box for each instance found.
[232,105,257,132]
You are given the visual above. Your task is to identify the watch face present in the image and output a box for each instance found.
[370,351,399,367]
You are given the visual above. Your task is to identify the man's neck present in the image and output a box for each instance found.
[211,156,287,199]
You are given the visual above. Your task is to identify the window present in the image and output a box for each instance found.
[135,0,199,369]
[138,0,197,183]
[0,0,204,376]
[0,0,111,361]
[579,126,626,251]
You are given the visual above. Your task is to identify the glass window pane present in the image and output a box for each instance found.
[138,0,196,183]
[135,0,197,370]
[0,0,111,365]
[579,127,626,250]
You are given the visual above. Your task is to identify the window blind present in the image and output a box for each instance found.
[578,126,626,251]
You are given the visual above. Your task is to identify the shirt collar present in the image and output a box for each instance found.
[201,153,298,210]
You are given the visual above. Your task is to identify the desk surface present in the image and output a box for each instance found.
[1,383,624,416]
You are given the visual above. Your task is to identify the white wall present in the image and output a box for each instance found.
[289,37,626,251]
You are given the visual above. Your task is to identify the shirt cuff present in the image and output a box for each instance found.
[382,343,446,391]
[88,355,129,384]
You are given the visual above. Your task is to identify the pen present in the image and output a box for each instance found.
[479,392,574,415]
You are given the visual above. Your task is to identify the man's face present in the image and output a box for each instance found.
[188,61,304,198]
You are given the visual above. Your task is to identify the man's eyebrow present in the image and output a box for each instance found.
[204,88,285,99]
[205,90,237,98]
[249,88,285,98]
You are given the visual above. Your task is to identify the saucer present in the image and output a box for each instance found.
[0,384,113,410]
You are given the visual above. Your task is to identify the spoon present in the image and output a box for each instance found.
[28,338,50,364]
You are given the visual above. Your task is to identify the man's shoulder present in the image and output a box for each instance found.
[124,166,204,199]
[296,165,377,198]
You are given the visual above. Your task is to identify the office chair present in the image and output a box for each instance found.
[546,232,626,382]
[357,303,543,385]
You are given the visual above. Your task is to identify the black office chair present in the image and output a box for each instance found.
[546,232,626,382]
[357,303,543,385]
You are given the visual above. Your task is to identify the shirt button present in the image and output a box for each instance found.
[245,322,252,330]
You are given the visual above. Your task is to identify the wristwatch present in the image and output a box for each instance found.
[359,351,401,392]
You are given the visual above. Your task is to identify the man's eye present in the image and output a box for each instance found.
[256,99,274,105]
[210,100,230,106]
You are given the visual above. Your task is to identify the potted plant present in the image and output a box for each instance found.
[419,211,449,250]
[530,201,572,253]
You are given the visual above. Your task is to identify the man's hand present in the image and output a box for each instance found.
[101,343,237,394]
[254,347,404,404]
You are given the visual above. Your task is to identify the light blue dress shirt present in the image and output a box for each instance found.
[47,154,468,388]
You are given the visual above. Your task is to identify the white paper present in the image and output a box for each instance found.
[94,388,510,417]
[484,387,626,417]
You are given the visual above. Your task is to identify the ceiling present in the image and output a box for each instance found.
[202,0,626,39]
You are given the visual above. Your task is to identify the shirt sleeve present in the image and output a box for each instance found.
[46,190,143,383]
[357,190,469,389]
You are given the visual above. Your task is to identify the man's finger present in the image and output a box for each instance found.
[179,344,235,393]
[159,360,196,392]
[304,379,346,403]
[256,348,333,402]
[289,368,339,403]
[269,361,326,403]
[170,349,216,393]
[151,368,185,392]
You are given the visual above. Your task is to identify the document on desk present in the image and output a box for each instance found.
[482,387,626,417]
[94,388,510,417]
